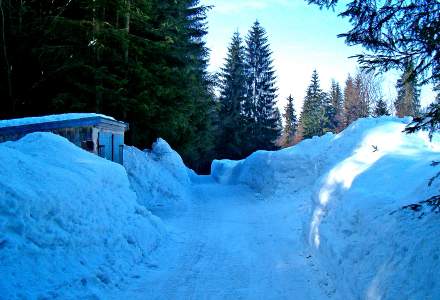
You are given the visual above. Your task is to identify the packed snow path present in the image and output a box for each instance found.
[123,177,327,299]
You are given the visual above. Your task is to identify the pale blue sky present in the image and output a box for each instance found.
[201,0,435,113]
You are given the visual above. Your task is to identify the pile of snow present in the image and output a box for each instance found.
[310,118,440,299]
[0,133,163,299]
[123,138,192,214]
[0,113,116,128]
[212,132,334,195]
[212,116,440,299]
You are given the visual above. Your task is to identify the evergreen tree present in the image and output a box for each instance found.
[373,99,390,117]
[321,92,337,133]
[244,20,279,151]
[281,95,298,146]
[329,80,344,131]
[0,0,217,173]
[217,31,247,159]
[274,107,283,137]
[300,70,327,139]
[343,74,358,127]
[394,61,421,117]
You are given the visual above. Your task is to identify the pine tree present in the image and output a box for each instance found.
[321,92,337,133]
[373,99,390,117]
[244,20,279,151]
[0,0,217,172]
[274,107,283,137]
[394,61,421,117]
[329,80,344,131]
[300,70,327,139]
[217,31,247,159]
[281,95,298,146]
[343,74,357,127]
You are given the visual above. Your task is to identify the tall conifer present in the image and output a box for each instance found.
[244,21,279,151]
[300,70,326,139]
[281,95,298,146]
[217,31,247,159]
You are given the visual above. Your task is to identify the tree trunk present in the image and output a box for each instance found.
[123,0,130,64]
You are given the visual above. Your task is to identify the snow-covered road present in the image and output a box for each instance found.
[123,177,327,300]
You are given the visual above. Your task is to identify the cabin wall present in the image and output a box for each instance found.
[0,122,127,165]
[52,127,93,149]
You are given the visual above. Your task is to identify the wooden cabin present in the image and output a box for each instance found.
[0,113,129,164]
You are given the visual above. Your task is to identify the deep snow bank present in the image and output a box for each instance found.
[212,117,440,299]
[123,138,191,214]
[0,133,163,299]
[310,119,440,299]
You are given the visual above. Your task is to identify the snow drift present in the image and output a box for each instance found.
[123,138,191,214]
[212,116,440,299]
[0,133,163,299]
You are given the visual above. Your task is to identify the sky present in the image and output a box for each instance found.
[201,0,435,114]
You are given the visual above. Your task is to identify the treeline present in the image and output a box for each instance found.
[278,63,421,148]
[0,0,216,171]
[0,1,426,171]
[296,69,377,144]
[217,22,422,154]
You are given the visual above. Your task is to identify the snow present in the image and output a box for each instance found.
[2,116,440,299]
[0,132,163,299]
[123,138,191,214]
[0,113,116,128]
[211,116,440,299]
[119,179,327,299]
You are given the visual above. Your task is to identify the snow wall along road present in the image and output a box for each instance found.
[212,116,440,300]
[0,132,165,299]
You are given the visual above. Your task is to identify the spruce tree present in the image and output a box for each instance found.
[0,0,217,172]
[343,74,357,127]
[374,99,390,117]
[274,108,283,137]
[244,20,279,151]
[329,80,344,131]
[217,31,247,159]
[300,70,327,139]
[321,92,337,134]
[281,95,298,147]
[394,61,421,117]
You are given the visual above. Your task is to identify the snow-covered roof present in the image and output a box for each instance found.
[0,113,116,129]
[0,113,128,136]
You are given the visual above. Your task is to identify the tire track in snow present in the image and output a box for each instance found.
[123,180,328,299]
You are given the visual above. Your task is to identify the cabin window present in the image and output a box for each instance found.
[81,140,94,152]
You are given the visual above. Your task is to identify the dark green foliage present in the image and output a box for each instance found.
[405,101,440,139]
[394,61,421,118]
[217,31,247,159]
[281,95,298,146]
[244,21,280,152]
[329,80,344,131]
[0,0,216,172]
[300,70,330,139]
[373,99,390,117]
[216,22,280,158]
